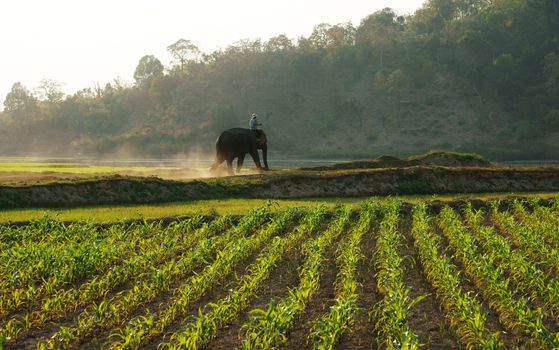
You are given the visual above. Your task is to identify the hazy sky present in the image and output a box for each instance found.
[0,0,426,108]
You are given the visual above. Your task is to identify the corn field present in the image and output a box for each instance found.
[1,198,559,349]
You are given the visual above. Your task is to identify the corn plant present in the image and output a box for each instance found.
[490,201,559,277]
[464,204,559,319]
[163,206,328,349]
[512,199,559,250]
[240,206,351,350]
[371,199,422,349]
[37,214,235,349]
[411,204,501,349]
[106,204,291,349]
[439,206,559,349]
[0,215,206,321]
[308,200,378,350]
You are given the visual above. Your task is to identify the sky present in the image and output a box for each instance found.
[0,0,426,109]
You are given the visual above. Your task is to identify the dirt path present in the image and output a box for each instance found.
[433,222,523,348]
[208,234,306,349]
[400,218,459,349]
[282,233,341,350]
[199,221,330,349]
[337,223,379,349]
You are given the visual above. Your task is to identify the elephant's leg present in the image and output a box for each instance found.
[236,154,245,173]
[248,150,263,170]
[226,158,234,175]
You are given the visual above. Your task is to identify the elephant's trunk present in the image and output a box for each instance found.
[262,144,269,170]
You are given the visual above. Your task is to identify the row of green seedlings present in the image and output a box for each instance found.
[39,205,272,349]
[0,217,204,289]
[372,200,422,349]
[1,221,122,291]
[162,205,328,349]
[2,214,230,345]
[511,199,559,250]
[1,215,228,343]
[0,216,207,321]
[239,206,352,349]
[104,206,300,349]
[307,201,378,350]
[463,204,559,319]
[438,206,559,348]
[411,204,502,349]
[490,201,559,277]
[0,216,103,249]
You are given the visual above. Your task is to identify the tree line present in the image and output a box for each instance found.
[1,0,558,160]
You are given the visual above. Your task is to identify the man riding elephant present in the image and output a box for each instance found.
[249,113,261,130]
[210,116,269,175]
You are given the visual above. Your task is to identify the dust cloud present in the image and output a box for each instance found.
[0,142,275,185]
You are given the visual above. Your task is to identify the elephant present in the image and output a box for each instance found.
[209,128,269,175]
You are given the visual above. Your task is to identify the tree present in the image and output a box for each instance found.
[167,39,201,71]
[308,22,357,50]
[3,82,37,115]
[455,0,493,19]
[35,79,65,102]
[225,39,262,55]
[264,34,294,52]
[309,23,332,48]
[356,8,405,69]
[325,22,356,48]
[134,55,164,86]
[356,8,404,44]
[429,0,458,21]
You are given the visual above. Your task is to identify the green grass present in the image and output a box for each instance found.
[0,161,158,174]
[0,192,556,224]
[0,198,362,223]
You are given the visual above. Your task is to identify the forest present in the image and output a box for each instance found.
[1,0,558,160]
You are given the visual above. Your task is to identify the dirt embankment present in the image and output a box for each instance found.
[1,166,558,209]
[300,151,491,171]
[259,166,559,197]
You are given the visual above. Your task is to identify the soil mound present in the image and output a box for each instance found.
[299,151,491,171]
[410,151,491,167]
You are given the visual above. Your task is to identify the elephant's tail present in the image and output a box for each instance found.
[209,137,223,172]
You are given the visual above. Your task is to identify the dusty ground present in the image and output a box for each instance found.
[0,166,268,186]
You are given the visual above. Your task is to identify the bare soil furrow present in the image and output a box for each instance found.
[435,219,533,348]
[108,240,268,350]
[8,243,210,350]
[282,234,341,350]
[400,218,459,349]
[337,222,379,350]
[208,238,305,349]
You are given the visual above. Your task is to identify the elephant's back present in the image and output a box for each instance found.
[218,128,249,141]
[222,128,250,135]
[216,128,252,149]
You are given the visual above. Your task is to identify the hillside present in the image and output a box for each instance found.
[0,0,557,160]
